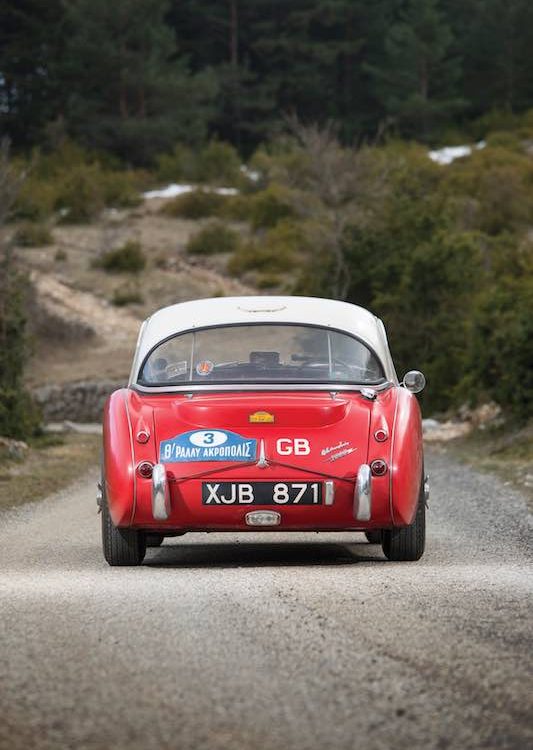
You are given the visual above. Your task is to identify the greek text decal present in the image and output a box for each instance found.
[159,429,257,463]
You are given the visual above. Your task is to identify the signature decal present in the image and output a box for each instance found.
[159,429,257,463]
[322,441,357,462]
[327,447,357,462]
[321,441,350,456]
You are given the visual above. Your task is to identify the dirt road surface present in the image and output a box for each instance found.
[1,449,531,750]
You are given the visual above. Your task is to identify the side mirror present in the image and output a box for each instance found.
[402,370,426,394]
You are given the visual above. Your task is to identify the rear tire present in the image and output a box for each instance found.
[101,493,146,566]
[364,530,383,544]
[382,480,426,562]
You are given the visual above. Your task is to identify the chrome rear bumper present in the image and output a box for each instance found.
[354,464,372,521]
[152,464,171,520]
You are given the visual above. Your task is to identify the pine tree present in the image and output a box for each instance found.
[0,0,65,147]
[368,0,464,138]
[61,0,217,163]
[446,0,533,116]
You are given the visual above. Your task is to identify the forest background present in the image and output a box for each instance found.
[1,0,532,439]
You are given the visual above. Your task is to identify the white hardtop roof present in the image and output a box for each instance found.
[129,296,398,384]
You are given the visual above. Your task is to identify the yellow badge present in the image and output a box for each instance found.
[249,411,275,423]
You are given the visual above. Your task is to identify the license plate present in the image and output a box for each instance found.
[202,481,322,505]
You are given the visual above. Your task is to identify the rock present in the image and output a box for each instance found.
[0,436,29,461]
[33,380,124,422]
[471,402,503,429]
[43,422,102,435]
[63,421,102,435]
[423,420,472,442]
[422,418,441,432]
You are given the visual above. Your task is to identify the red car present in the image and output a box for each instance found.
[100,296,428,565]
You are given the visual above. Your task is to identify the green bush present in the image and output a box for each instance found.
[156,144,198,183]
[100,171,142,208]
[156,141,242,186]
[228,219,303,275]
[95,240,146,273]
[186,221,240,255]
[256,273,282,289]
[218,193,254,221]
[0,264,41,440]
[12,142,141,223]
[466,274,533,418]
[160,190,228,219]
[161,189,255,222]
[112,282,144,306]
[14,223,53,247]
[196,141,242,185]
[55,163,107,223]
[0,388,41,441]
[248,184,295,229]
[485,131,523,151]
[442,146,533,236]
[13,178,57,222]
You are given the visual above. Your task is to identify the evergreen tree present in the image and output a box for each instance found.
[446,0,533,116]
[0,141,39,439]
[61,0,216,163]
[369,0,464,138]
[0,0,65,147]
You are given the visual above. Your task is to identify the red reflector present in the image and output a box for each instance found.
[371,459,388,476]
[374,428,388,442]
[137,461,154,479]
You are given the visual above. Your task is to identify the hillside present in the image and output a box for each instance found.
[18,196,255,388]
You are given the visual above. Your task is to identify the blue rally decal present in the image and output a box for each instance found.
[159,429,257,463]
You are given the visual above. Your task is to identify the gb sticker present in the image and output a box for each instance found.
[276,438,310,456]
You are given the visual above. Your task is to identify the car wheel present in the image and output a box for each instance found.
[382,479,425,562]
[101,492,146,566]
[146,534,164,547]
[364,530,383,544]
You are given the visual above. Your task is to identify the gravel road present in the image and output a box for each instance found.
[1,448,532,750]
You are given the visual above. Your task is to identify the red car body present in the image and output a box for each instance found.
[100,296,427,564]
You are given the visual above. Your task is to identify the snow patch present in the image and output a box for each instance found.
[428,141,486,165]
[240,164,260,182]
[143,184,239,199]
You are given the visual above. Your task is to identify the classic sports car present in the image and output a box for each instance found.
[100,296,428,565]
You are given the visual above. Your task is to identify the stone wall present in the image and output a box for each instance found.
[33,380,125,423]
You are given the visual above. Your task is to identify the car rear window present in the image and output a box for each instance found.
[138,324,385,386]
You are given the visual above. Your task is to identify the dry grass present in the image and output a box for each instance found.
[18,198,254,386]
[0,433,100,511]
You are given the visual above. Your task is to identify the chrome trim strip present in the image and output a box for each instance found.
[256,438,268,468]
[152,463,171,520]
[354,464,372,521]
[133,382,393,395]
[122,390,137,524]
[324,480,335,506]
[388,390,400,524]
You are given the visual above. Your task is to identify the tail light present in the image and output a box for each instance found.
[370,459,388,476]
[137,461,154,479]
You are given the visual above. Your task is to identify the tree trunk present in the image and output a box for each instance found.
[229,0,238,67]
